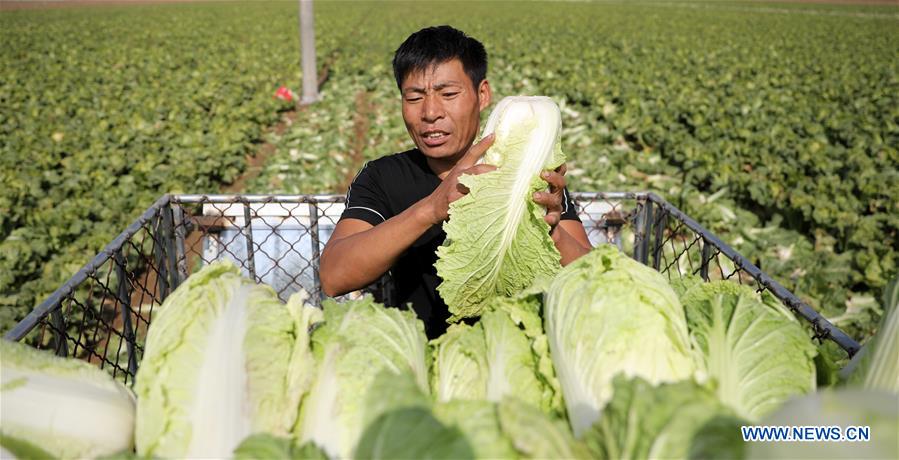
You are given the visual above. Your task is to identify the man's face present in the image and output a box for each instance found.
[400,58,491,163]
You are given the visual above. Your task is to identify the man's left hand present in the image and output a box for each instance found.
[533,163,568,230]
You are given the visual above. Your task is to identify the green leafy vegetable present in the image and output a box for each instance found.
[353,370,473,459]
[298,297,429,458]
[434,400,517,459]
[134,261,318,458]
[680,281,817,420]
[482,308,547,409]
[0,434,55,460]
[748,389,898,460]
[431,322,489,402]
[498,397,590,459]
[488,292,564,415]
[430,300,556,413]
[544,245,697,437]
[233,433,326,460]
[354,407,474,459]
[848,276,899,392]
[584,376,747,460]
[0,341,135,459]
[436,96,565,320]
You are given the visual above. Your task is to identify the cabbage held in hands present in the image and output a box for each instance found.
[436,96,565,320]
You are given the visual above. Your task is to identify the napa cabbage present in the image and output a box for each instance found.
[0,340,136,459]
[430,295,559,413]
[355,407,473,459]
[134,261,320,458]
[434,400,518,459]
[353,370,474,459]
[357,370,581,459]
[585,377,747,460]
[679,280,817,420]
[298,297,429,458]
[489,292,564,414]
[232,434,326,460]
[543,245,696,437]
[847,276,899,392]
[497,397,590,459]
[431,322,489,402]
[436,96,565,320]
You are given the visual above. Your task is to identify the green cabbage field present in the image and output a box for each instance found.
[1,0,897,347]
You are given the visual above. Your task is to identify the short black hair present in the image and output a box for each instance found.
[392,25,487,91]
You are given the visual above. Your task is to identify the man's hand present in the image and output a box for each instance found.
[534,163,568,230]
[421,134,496,225]
[534,162,592,266]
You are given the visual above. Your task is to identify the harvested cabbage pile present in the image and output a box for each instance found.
[4,250,891,460]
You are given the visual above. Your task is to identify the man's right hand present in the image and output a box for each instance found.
[321,134,495,297]
[421,134,496,225]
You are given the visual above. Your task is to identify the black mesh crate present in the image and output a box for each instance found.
[3,192,860,384]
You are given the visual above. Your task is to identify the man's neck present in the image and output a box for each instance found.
[425,153,465,180]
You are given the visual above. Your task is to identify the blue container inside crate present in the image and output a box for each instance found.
[201,200,620,299]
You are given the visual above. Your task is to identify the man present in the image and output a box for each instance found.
[320,26,591,337]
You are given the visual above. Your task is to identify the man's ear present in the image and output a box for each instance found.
[477,79,492,111]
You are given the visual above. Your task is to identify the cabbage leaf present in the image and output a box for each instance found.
[847,275,899,392]
[482,308,546,408]
[748,389,898,460]
[233,433,326,460]
[431,322,488,402]
[355,407,473,459]
[434,399,517,459]
[497,397,590,459]
[430,299,556,413]
[354,370,473,459]
[489,292,564,414]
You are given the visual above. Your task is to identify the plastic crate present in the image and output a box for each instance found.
[3,192,860,384]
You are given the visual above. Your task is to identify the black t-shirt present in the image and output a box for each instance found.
[339,148,580,338]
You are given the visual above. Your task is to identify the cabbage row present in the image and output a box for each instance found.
[3,249,896,459]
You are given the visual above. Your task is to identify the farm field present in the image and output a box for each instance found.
[1,0,897,343]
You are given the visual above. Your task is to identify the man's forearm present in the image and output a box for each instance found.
[320,200,435,297]
[552,224,591,266]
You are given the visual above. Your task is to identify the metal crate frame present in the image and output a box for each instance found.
[4,192,860,384]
